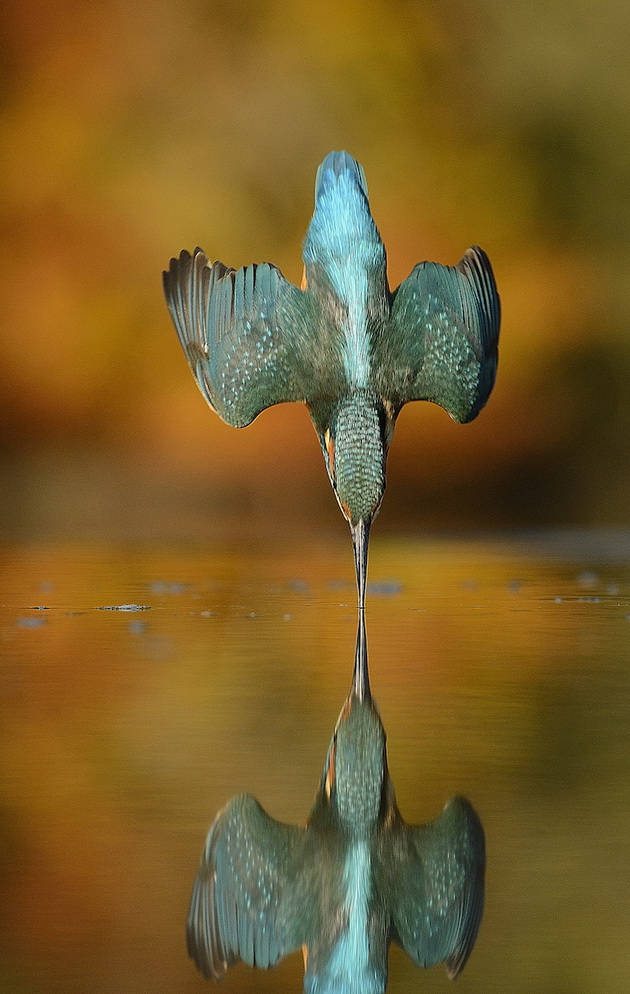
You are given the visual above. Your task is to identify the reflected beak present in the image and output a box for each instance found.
[352,605,370,701]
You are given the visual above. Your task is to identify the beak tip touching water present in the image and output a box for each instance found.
[350,518,371,701]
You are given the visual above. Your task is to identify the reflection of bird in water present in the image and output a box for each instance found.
[186,622,485,992]
[163,151,500,611]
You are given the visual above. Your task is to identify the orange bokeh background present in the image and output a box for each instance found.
[1,0,629,539]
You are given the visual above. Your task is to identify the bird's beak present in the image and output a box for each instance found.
[350,519,371,701]
[351,518,370,614]
[351,600,370,701]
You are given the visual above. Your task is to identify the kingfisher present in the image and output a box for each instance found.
[186,620,485,992]
[163,151,500,607]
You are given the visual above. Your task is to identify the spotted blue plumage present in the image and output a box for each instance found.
[163,151,499,512]
[163,151,500,605]
[185,627,485,992]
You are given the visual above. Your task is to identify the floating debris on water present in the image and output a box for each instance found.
[128,620,147,634]
[367,580,402,597]
[149,581,187,595]
[287,578,310,593]
[97,604,152,612]
[16,616,47,628]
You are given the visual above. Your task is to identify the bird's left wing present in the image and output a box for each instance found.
[377,796,485,979]
[163,248,316,426]
[376,246,499,423]
[187,793,308,980]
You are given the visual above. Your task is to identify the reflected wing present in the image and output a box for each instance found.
[378,247,500,423]
[379,796,485,978]
[187,793,308,980]
[163,248,316,426]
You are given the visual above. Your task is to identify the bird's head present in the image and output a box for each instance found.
[323,694,388,833]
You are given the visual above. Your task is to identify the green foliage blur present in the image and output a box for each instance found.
[1,0,629,538]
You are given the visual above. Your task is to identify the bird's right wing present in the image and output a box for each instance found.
[378,796,485,979]
[377,247,500,423]
[163,248,319,426]
[187,793,308,980]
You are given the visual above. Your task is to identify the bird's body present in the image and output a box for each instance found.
[186,629,485,992]
[163,151,500,606]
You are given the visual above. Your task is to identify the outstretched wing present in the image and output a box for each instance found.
[377,247,500,423]
[378,796,485,979]
[187,794,308,980]
[163,248,316,426]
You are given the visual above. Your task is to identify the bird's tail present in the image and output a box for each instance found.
[304,150,385,283]
[314,150,368,202]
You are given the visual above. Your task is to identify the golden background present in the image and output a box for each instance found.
[2,0,628,540]
[2,6,630,993]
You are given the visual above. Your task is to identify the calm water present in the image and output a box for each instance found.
[1,531,629,994]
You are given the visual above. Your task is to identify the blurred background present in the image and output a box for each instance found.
[1,0,629,542]
[2,4,630,994]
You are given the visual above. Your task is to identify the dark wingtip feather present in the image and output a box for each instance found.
[459,246,501,353]
[444,864,484,979]
[444,796,486,979]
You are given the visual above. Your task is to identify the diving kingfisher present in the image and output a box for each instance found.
[163,151,500,607]
[186,619,485,992]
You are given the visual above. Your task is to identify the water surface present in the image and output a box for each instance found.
[1,532,629,993]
